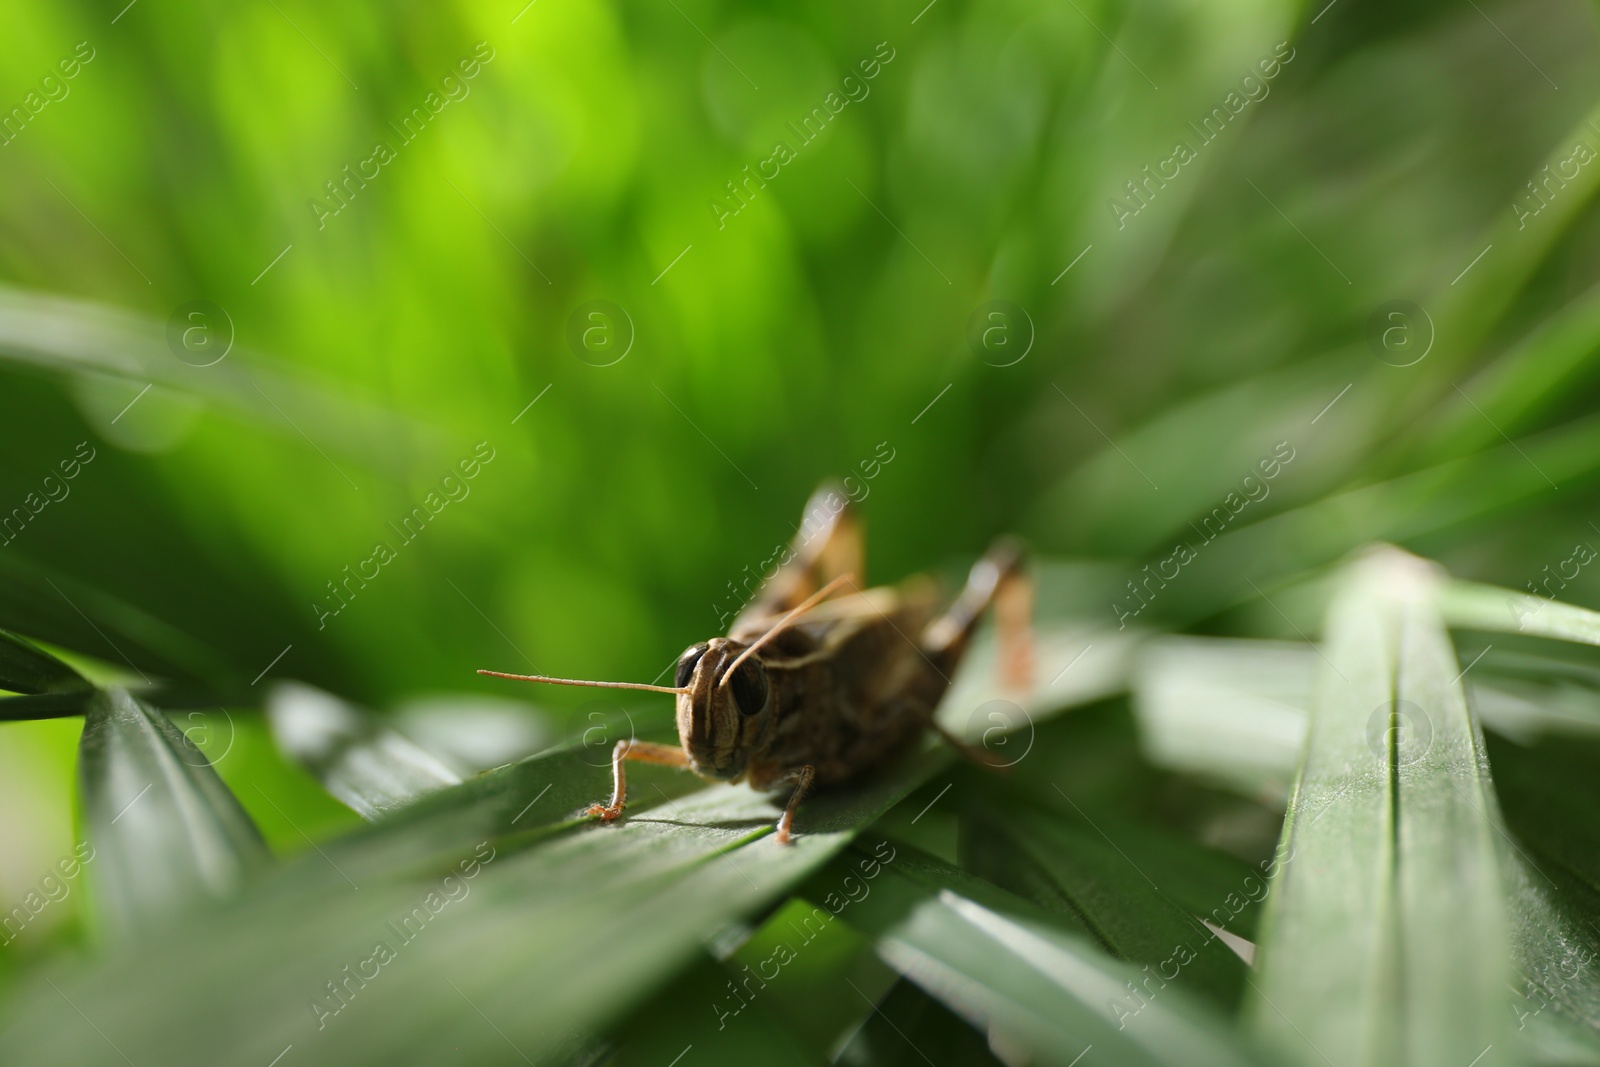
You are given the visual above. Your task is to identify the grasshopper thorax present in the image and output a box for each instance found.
[674,637,772,780]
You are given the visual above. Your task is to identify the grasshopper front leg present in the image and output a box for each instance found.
[774,764,816,845]
[586,739,691,822]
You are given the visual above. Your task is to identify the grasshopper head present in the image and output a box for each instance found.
[479,577,848,780]
[675,638,771,780]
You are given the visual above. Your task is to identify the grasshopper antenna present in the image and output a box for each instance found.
[719,572,855,685]
[476,671,688,695]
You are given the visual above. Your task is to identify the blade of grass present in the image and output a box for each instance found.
[0,627,91,695]
[1246,552,1400,1066]
[1402,280,1600,468]
[0,283,432,478]
[1134,633,1600,786]
[0,744,945,1065]
[77,687,270,943]
[1105,409,1600,631]
[712,893,898,1061]
[1470,727,1600,1053]
[603,953,832,1067]
[0,618,1122,1063]
[1441,578,1600,647]
[1396,98,1600,426]
[1391,560,1511,1065]
[1133,636,1313,797]
[265,681,461,820]
[826,839,1265,1067]
[0,691,98,719]
[0,552,235,685]
[961,805,1250,1008]
[1247,548,1517,1067]
[833,977,1011,1067]
[1503,850,1600,1047]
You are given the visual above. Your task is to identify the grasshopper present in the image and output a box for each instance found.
[479,484,1033,843]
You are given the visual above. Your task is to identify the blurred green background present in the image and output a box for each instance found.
[3,0,1600,1000]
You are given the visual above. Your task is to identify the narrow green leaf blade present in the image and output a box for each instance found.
[605,954,829,1067]
[1392,571,1513,1066]
[1248,550,1519,1067]
[78,687,270,941]
[266,682,462,820]
[1133,635,1600,784]
[834,978,1011,1067]
[0,690,97,720]
[1133,636,1312,797]
[1441,578,1600,647]
[831,841,1264,1067]
[0,613,1121,1064]
[0,746,943,1065]
[0,627,90,695]
[963,806,1250,1008]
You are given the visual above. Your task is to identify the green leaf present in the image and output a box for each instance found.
[0,283,428,481]
[1490,729,1600,900]
[606,896,906,1067]
[1469,652,1600,743]
[1132,623,1600,1055]
[1248,548,1518,1067]
[1441,578,1600,648]
[1398,99,1600,416]
[715,895,898,1060]
[1504,853,1600,1052]
[0,734,948,1064]
[1106,412,1600,633]
[834,978,1011,1067]
[961,805,1250,1008]
[266,681,462,820]
[0,604,1113,1065]
[0,626,90,695]
[825,839,1264,1067]
[604,953,828,1067]
[1133,636,1312,798]
[0,690,97,720]
[0,608,1155,1064]
[1402,282,1600,469]
[77,687,270,942]
[0,554,237,687]
[1134,635,1600,786]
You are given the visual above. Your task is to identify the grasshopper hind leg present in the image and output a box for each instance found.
[732,483,863,632]
[921,537,1033,694]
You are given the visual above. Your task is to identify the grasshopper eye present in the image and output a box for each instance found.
[675,645,708,689]
[728,660,768,716]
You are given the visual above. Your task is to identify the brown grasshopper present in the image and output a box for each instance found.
[479,484,1033,843]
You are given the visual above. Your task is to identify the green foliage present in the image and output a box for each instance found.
[76,687,269,943]
[0,627,93,720]
[4,0,1600,1063]
[1247,551,1511,1067]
